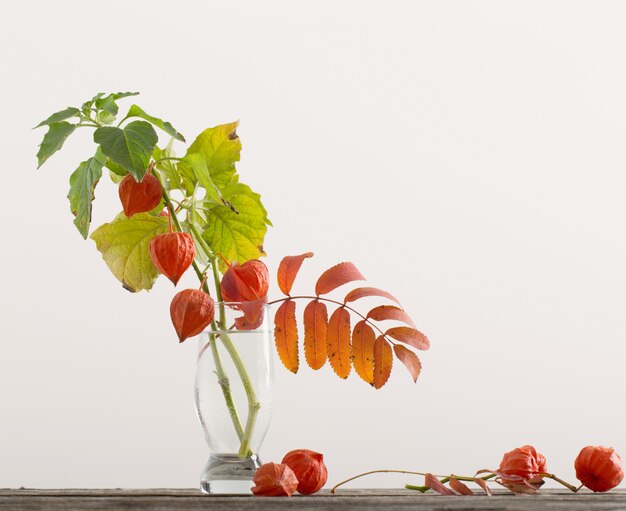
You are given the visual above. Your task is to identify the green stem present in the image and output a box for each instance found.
[188,217,259,459]
[208,339,244,440]
[332,470,496,494]
[156,171,246,446]
[220,332,260,458]
[541,474,579,492]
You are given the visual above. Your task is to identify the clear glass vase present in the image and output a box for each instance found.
[194,302,274,494]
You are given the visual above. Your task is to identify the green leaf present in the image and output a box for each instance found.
[186,121,241,189]
[94,121,158,181]
[82,92,138,116]
[67,148,106,239]
[179,153,222,203]
[34,107,80,128]
[95,92,139,116]
[109,92,140,100]
[105,159,128,178]
[81,93,105,116]
[154,142,183,191]
[36,121,77,168]
[202,176,270,271]
[96,95,119,116]
[124,105,185,142]
[97,110,117,125]
[90,212,169,292]
[108,170,125,184]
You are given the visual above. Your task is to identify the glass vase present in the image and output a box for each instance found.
[194,302,274,494]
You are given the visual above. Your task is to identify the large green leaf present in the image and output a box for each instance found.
[34,107,80,128]
[90,213,169,292]
[186,121,241,189]
[124,105,185,142]
[93,121,158,181]
[202,177,270,271]
[67,148,106,239]
[36,121,77,168]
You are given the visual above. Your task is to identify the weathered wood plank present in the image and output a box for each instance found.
[1,489,626,511]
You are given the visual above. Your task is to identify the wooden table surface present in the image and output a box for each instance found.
[2,489,626,511]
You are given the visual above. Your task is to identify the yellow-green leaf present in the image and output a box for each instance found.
[186,121,241,189]
[178,153,222,203]
[202,177,270,272]
[90,213,169,292]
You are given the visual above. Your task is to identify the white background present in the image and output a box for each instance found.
[2,0,626,490]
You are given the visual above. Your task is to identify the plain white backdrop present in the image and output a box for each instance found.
[2,0,626,490]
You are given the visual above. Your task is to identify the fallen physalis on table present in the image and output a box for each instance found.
[328,445,623,497]
[252,449,328,496]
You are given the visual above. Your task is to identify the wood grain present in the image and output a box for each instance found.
[1,489,626,510]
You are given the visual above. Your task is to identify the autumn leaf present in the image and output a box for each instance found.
[327,307,351,379]
[385,327,430,350]
[90,213,168,292]
[424,474,455,496]
[449,478,473,496]
[315,262,365,296]
[352,320,375,384]
[274,300,299,373]
[393,345,422,382]
[373,336,393,389]
[473,478,492,496]
[343,287,400,305]
[366,305,415,327]
[278,252,314,295]
[303,300,328,370]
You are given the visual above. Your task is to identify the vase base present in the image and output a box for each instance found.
[200,453,262,495]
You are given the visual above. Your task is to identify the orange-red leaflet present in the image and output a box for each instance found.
[303,300,328,370]
[424,474,455,496]
[373,336,393,389]
[352,320,375,384]
[327,307,351,379]
[393,344,422,382]
[366,305,415,327]
[386,327,430,350]
[315,262,365,296]
[473,478,492,496]
[344,287,400,305]
[277,252,313,295]
[274,300,299,373]
[449,478,473,496]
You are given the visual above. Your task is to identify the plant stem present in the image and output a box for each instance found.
[332,470,496,494]
[187,221,260,459]
[208,339,244,440]
[541,474,579,492]
[156,171,246,446]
